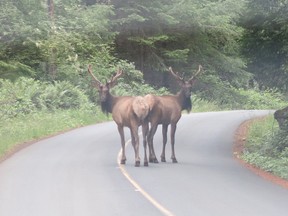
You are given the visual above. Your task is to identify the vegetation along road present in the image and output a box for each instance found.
[1,0,288,215]
[1,110,288,216]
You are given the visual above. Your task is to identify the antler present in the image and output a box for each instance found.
[88,65,102,87]
[108,68,123,87]
[169,67,184,83]
[188,65,203,82]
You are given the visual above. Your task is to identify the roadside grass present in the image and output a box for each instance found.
[0,107,108,158]
[192,96,220,112]
[244,115,277,152]
[242,115,288,180]
[1,82,287,180]
[0,96,218,159]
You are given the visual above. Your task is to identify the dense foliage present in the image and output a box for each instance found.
[241,0,288,91]
[1,0,288,170]
[243,116,288,180]
[0,78,92,119]
[0,0,287,92]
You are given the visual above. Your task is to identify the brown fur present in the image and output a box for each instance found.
[132,96,150,121]
[88,65,150,166]
[147,66,202,163]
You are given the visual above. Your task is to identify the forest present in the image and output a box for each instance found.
[1,0,288,94]
[0,0,288,177]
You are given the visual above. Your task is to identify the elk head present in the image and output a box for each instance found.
[169,65,203,98]
[88,65,123,102]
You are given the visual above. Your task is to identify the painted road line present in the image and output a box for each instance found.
[117,139,174,216]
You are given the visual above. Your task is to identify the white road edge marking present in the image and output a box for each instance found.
[117,139,175,216]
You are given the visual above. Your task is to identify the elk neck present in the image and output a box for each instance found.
[177,90,192,113]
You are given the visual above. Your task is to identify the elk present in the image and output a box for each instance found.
[146,65,203,163]
[87,65,150,167]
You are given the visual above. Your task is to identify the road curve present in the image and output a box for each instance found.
[0,110,288,216]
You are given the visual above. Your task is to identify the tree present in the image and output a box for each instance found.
[111,0,251,101]
[0,0,115,81]
[241,0,288,91]
[0,0,47,79]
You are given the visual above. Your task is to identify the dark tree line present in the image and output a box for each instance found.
[241,0,288,91]
[0,0,288,99]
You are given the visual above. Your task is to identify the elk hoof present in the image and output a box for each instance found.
[144,161,149,167]
[135,161,140,167]
[149,157,158,163]
[172,158,178,163]
[153,158,159,163]
[120,159,126,164]
[161,157,166,162]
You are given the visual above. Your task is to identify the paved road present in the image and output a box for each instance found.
[0,110,287,216]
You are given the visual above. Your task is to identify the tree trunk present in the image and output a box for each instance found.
[47,0,57,79]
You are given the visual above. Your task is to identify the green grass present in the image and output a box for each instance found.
[0,95,218,159]
[244,115,277,152]
[242,115,288,180]
[192,96,220,112]
[1,86,287,181]
[0,107,109,158]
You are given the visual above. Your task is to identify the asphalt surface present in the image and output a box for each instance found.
[0,110,288,216]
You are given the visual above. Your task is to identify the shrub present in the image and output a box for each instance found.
[0,78,40,118]
[238,88,286,110]
[210,87,287,110]
[243,115,288,180]
[36,81,90,110]
[270,130,288,153]
[0,77,92,120]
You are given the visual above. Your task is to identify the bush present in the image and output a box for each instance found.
[36,81,90,110]
[270,130,288,153]
[0,77,92,120]
[243,115,288,180]
[0,78,39,118]
[237,88,286,110]
[210,87,287,110]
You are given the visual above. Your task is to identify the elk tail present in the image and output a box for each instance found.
[144,94,156,111]
[132,96,149,121]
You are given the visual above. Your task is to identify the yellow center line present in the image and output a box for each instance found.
[117,138,175,216]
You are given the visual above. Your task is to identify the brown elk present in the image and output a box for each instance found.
[87,65,150,167]
[146,65,203,163]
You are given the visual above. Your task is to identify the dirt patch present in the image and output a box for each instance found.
[234,118,288,190]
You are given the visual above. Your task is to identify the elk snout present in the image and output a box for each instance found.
[99,86,109,102]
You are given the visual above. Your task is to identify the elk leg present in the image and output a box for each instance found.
[118,125,126,164]
[130,127,140,167]
[170,123,178,163]
[142,122,149,166]
[160,124,168,162]
[130,133,136,148]
[148,124,159,163]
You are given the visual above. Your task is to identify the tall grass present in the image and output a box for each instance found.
[192,95,220,112]
[242,115,288,180]
[244,115,277,153]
